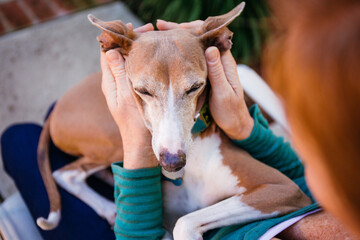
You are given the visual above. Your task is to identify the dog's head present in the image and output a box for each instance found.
[89,3,245,173]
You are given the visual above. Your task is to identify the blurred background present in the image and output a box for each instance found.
[0,0,273,239]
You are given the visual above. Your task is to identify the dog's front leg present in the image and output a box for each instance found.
[173,195,278,240]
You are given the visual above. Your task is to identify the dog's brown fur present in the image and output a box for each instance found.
[36,3,311,234]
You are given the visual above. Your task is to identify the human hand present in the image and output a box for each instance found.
[205,47,254,140]
[100,23,158,169]
[157,20,254,140]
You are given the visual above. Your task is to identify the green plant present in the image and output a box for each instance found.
[123,0,271,66]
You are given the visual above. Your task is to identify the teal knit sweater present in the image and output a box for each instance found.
[111,105,319,240]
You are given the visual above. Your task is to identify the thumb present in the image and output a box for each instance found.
[105,50,131,99]
[205,47,233,94]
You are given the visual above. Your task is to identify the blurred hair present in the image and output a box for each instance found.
[265,0,360,233]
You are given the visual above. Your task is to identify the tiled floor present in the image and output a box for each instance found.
[0,1,142,200]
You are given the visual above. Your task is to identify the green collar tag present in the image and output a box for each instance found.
[191,103,213,135]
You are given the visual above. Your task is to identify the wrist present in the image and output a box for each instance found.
[227,116,254,141]
[123,144,158,169]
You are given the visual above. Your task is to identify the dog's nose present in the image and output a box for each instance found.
[159,150,186,172]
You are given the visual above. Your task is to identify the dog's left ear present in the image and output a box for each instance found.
[199,2,245,52]
[88,14,137,55]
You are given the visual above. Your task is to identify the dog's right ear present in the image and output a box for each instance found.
[88,14,136,56]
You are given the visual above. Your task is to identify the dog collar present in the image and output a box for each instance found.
[191,103,213,135]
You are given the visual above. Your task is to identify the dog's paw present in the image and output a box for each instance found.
[173,217,203,240]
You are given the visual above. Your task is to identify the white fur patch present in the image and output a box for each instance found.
[53,169,85,194]
[184,133,246,208]
[173,196,279,239]
[156,84,184,155]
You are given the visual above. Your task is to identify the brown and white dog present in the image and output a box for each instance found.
[36,2,311,239]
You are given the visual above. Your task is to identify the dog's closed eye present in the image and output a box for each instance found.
[186,83,204,95]
[135,88,153,97]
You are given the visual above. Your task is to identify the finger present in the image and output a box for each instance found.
[156,19,180,30]
[179,20,204,29]
[220,50,243,94]
[105,50,132,101]
[205,47,233,94]
[134,23,154,33]
[126,22,133,30]
[100,50,117,109]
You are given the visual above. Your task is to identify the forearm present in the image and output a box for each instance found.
[232,105,304,180]
[101,36,165,239]
[111,162,165,240]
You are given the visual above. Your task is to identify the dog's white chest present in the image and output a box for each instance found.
[162,133,246,223]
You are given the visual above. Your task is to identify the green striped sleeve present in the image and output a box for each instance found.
[111,162,165,240]
[232,104,304,180]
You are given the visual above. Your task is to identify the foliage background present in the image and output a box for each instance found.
[123,0,271,66]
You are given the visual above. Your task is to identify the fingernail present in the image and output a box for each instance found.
[126,22,133,29]
[206,48,219,63]
[106,50,120,64]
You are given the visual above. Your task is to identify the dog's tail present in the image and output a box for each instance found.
[36,114,61,230]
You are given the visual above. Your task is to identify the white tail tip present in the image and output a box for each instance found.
[36,210,61,230]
